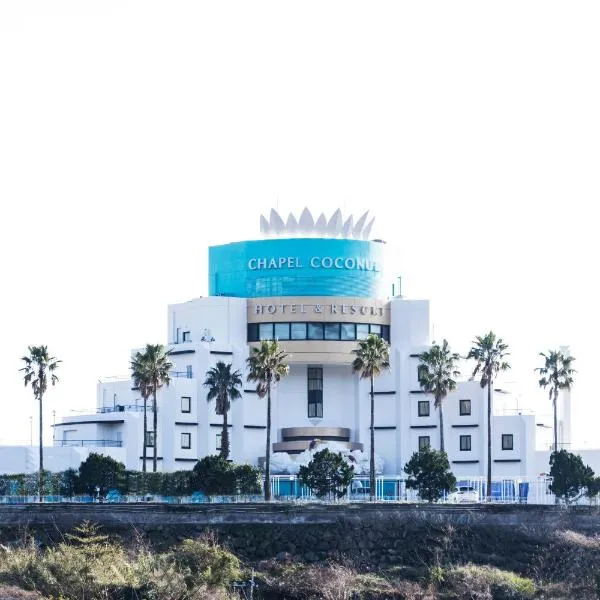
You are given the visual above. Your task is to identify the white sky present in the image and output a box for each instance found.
[1,1,598,449]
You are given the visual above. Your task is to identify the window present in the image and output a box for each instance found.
[307,323,324,340]
[369,324,381,336]
[502,434,514,450]
[186,365,193,378]
[248,322,389,342]
[340,323,356,340]
[381,325,390,342]
[324,323,340,340]
[247,323,259,342]
[417,364,428,383]
[274,323,290,340]
[145,431,155,447]
[460,435,471,451]
[308,367,323,418]
[181,396,191,413]
[418,436,430,450]
[181,433,191,449]
[259,323,274,340]
[418,400,430,417]
[182,331,191,342]
[356,324,369,340]
[216,434,222,452]
[291,322,307,340]
[459,399,471,416]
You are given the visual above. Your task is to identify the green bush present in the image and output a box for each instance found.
[175,535,241,588]
[76,453,126,496]
[446,565,535,599]
[233,464,262,495]
[193,456,236,496]
[404,447,456,502]
[298,449,354,499]
[0,523,239,600]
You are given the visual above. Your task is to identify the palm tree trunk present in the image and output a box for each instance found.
[553,387,559,505]
[370,375,375,502]
[439,401,445,453]
[221,407,229,459]
[487,381,492,502]
[553,387,558,454]
[265,383,272,502]
[153,387,158,473]
[39,391,44,503]
[142,396,147,473]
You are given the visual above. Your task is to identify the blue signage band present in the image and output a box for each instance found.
[209,238,387,299]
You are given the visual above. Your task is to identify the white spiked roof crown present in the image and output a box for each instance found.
[260,208,375,239]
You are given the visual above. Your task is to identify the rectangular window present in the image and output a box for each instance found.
[181,396,191,413]
[324,323,340,340]
[307,323,324,340]
[460,435,471,451]
[418,436,430,450]
[418,400,430,417]
[259,323,274,340]
[216,433,222,452]
[181,433,191,449]
[274,323,290,340]
[356,324,369,340]
[291,322,307,340]
[308,367,323,418]
[182,331,191,342]
[369,324,381,337]
[381,325,390,342]
[186,365,193,378]
[247,323,259,342]
[145,431,155,447]
[340,323,356,340]
[459,399,471,416]
[502,434,514,450]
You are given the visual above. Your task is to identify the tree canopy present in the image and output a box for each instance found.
[298,449,355,500]
[549,449,594,504]
[404,446,456,503]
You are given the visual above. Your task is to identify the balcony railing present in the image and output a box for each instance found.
[97,404,150,414]
[54,440,123,448]
[170,370,193,379]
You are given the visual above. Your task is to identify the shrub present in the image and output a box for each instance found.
[76,453,126,496]
[192,456,236,496]
[298,449,355,500]
[0,586,43,600]
[445,565,535,599]
[549,449,595,503]
[404,447,456,502]
[233,464,262,495]
[174,534,241,588]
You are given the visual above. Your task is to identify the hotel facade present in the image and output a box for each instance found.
[48,209,556,479]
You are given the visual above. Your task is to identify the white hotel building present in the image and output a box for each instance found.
[24,210,572,479]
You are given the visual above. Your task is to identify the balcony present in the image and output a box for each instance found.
[54,440,123,448]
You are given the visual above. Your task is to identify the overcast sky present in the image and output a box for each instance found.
[1,1,598,449]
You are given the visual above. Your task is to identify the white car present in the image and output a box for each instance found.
[446,486,479,503]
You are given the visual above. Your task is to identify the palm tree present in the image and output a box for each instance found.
[352,333,390,501]
[131,351,152,473]
[20,346,61,501]
[466,332,510,502]
[418,339,461,453]
[204,361,243,459]
[535,350,576,454]
[246,339,289,501]
[131,344,173,472]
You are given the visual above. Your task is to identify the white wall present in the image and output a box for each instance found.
[44,293,543,478]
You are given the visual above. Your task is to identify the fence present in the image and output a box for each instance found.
[0,475,587,505]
